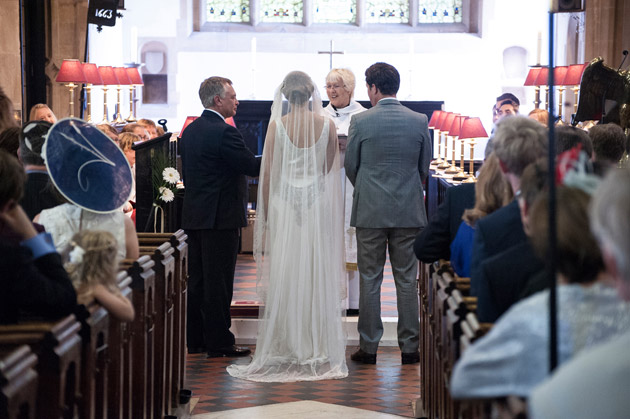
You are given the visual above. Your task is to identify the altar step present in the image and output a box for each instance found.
[231,314,400,347]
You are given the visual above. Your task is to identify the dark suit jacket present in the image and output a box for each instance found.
[478,241,545,322]
[0,239,77,324]
[470,200,528,317]
[20,171,61,220]
[179,110,261,230]
[414,182,476,263]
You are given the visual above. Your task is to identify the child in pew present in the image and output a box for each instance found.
[65,230,135,322]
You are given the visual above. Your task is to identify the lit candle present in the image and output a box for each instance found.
[130,26,138,63]
[251,37,257,70]
[536,31,542,65]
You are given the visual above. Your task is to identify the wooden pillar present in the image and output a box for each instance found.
[46,0,89,119]
[585,0,630,67]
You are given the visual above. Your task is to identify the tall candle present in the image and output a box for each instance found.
[536,31,542,65]
[130,26,138,63]
[251,37,257,70]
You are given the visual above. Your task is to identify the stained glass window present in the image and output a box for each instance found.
[366,0,409,24]
[206,1,250,23]
[314,0,356,24]
[261,0,303,23]
[418,0,463,23]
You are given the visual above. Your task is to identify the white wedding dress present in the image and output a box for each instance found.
[228,74,347,382]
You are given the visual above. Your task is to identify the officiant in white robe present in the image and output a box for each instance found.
[324,68,366,314]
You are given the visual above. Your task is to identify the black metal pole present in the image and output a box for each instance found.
[547,11,558,372]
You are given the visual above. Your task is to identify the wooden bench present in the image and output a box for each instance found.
[121,255,156,419]
[0,315,83,418]
[0,345,38,419]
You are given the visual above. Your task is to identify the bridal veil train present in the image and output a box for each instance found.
[227,71,348,382]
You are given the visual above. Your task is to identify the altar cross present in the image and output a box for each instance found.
[318,40,344,70]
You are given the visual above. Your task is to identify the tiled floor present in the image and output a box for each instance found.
[186,347,419,418]
[185,254,419,418]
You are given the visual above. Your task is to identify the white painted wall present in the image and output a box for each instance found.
[88,0,582,159]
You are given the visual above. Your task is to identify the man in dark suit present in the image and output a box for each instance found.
[414,182,476,263]
[345,63,432,365]
[0,150,77,324]
[180,76,261,358]
[470,116,547,322]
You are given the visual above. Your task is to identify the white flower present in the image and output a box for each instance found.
[163,167,180,184]
[159,186,175,202]
[69,245,85,264]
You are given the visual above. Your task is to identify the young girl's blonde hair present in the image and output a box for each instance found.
[65,230,120,300]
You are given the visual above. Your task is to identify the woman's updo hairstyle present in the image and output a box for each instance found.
[281,71,314,106]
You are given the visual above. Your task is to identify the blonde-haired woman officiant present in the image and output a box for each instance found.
[324,68,365,316]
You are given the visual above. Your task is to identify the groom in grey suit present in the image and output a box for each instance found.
[345,62,431,365]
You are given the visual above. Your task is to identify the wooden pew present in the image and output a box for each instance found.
[74,301,109,419]
[107,271,134,419]
[0,315,83,418]
[138,241,176,418]
[0,345,38,419]
[121,255,156,419]
[459,312,493,419]
[137,230,189,409]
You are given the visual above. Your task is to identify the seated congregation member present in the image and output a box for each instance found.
[414,182,475,264]
[34,120,139,261]
[451,185,630,399]
[96,123,119,142]
[528,167,630,419]
[486,93,521,157]
[555,125,593,158]
[18,121,63,219]
[588,123,626,169]
[470,116,547,322]
[528,108,549,126]
[121,122,149,142]
[66,230,135,322]
[0,150,76,324]
[117,132,138,217]
[29,103,57,124]
[137,118,158,139]
[450,153,512,278]
[0,126,20,158]
[479,158,549,320]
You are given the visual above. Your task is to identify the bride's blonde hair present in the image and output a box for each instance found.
[281,71,314,105]
[65,230,120,301]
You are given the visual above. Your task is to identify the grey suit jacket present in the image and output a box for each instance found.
[344,98,431,228]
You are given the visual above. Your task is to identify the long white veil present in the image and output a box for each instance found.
[228,71,348,382]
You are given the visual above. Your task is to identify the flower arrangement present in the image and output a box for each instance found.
[152,152,183,205]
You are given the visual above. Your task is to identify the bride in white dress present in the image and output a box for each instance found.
[227,71,348,382]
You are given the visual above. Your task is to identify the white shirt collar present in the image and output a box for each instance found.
[205,108,225,121]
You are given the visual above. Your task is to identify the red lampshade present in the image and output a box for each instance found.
[553,66,569,85]
[448,116,467,137]
[524,68,542,86]
[56,59,87,83]
[178,116,199,138]
[563,63,587,86]
[459,117,488,140]
[442,113,460,135]
[113,67,132,85]
[534,67,549,86]
[428,110,443,129]
[125,67,144,85]
[436,111,451,131]
[98,66,120,85]
[82,63,103,85]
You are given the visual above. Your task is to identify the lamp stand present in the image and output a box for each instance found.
[85,84,94,123]
[463,139,477,182]
[101,86,110,124]
[557,86,565,123]
[445,136,460,174]
[430,129,443,167]
[572,86,580,114]
[437,132,451,170]
[126,86,137,122]
[113,85,125,124]
[534,86,541,109]
[544,86,549,111]
[66,83,78,118]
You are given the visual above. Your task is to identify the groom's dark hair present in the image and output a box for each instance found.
[365,62,400,95]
